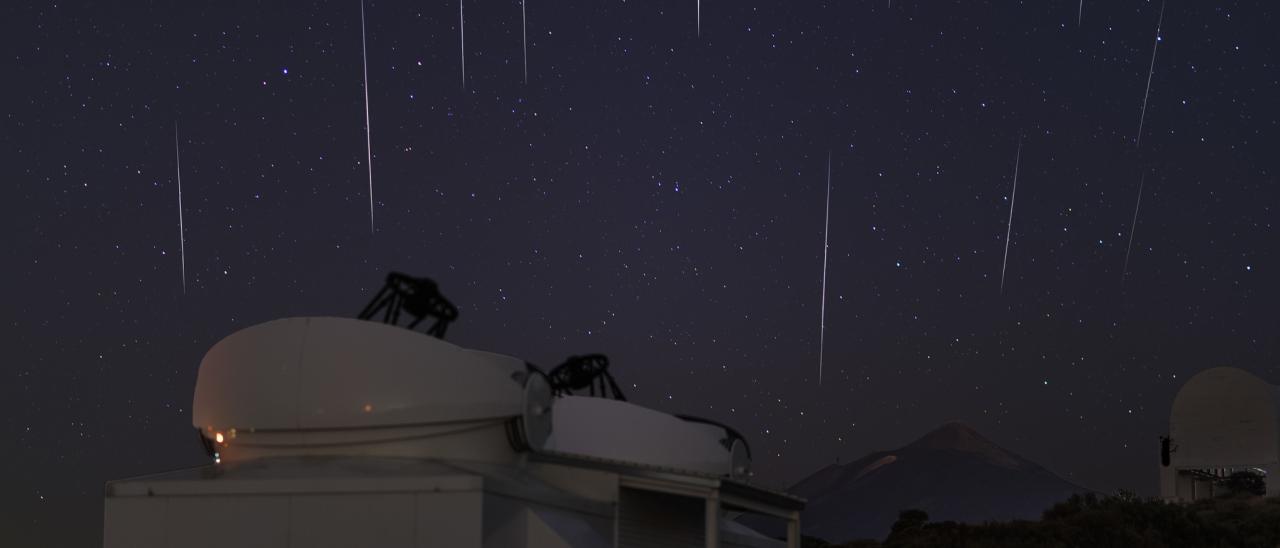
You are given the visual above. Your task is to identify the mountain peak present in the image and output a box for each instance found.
[768,420,1088,542]
[903,421,1020,467]
[906,421,982,448]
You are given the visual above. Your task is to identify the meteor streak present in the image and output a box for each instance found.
[818,151,832,384]
[174,121,186,294]
[999,141,1022,293]
[360,0,374,233]
[1136,1,1165,149]
[460,0,467,89]
[521,0,528,84]
[1122,172,1145,281]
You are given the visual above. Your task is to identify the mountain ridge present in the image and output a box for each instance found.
[770,421,1090,542]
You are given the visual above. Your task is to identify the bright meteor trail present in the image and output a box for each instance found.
[1136,1,1165,149]
[360,0,374,233]
[1000,141,1022,294]
[460,0,467,89]
[174,121,186,294]
[818,151,832,384]
[1122,172,1145,281]
[521,0,528,84]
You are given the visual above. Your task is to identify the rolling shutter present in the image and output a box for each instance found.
[617,487,704,548]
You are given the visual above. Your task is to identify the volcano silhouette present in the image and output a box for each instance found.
[780,422,1089,542]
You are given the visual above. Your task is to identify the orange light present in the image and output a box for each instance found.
[214,432,225,444]
[362,403,374,413]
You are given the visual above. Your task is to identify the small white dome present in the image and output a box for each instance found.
[545,396,748,477]
[192,317,527,433]
[1170,366,1280,468]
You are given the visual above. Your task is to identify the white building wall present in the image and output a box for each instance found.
[102,498,168,548]
[291,494,416,547]
[418,491,484,547]
[104,491,484,548]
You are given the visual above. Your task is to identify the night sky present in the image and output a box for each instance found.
[5,1,1279,545]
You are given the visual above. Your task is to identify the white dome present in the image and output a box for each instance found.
[544,396,749,478]
[192,317,527,433]
[190,316,751,475]
[1170,366,1280,468]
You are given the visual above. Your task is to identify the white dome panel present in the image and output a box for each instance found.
[1170,366,1280,468]
[193,317,526,432]
[545,396,738,477]
[193,317,309,430]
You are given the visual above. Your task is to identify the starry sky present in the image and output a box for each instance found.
[5,1,1279,545]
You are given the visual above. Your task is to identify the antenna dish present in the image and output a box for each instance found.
[520,369,554,450]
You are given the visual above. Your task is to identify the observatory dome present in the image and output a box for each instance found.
[544,396,752,478]
[190,315,753,478]
[1168,366,1280,468]
[1161,366,1280,501]
[193,316,526,436]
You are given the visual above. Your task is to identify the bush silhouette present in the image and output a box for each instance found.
[809,491,1280,547]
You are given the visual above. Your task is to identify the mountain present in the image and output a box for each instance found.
[776,421,1089,542]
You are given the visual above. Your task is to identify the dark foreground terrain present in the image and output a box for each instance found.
[807,491,1280,548]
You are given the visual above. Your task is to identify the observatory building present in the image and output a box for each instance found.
[102,315,802,548]
[1160,366,1280,501]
